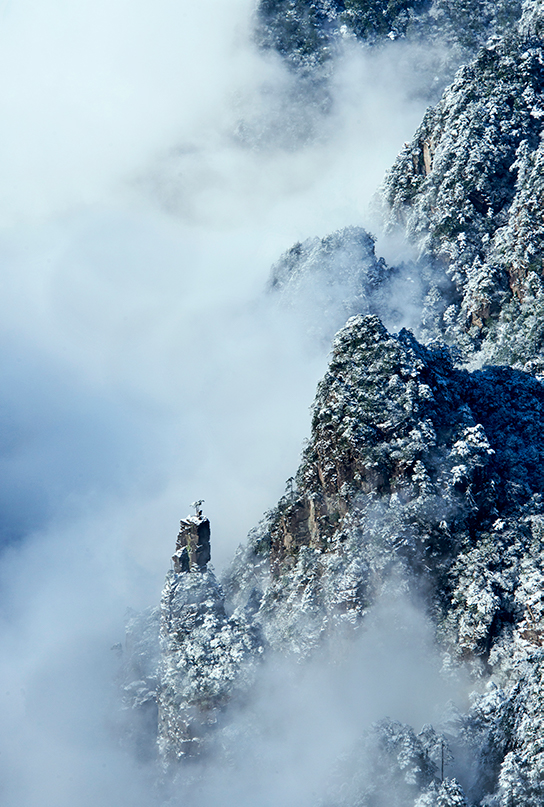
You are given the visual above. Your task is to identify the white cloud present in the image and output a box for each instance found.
[0,1,460,803]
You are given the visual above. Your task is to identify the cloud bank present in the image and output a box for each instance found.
[0,1,462,804]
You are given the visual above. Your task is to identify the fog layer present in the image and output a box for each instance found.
[0,1,455,804]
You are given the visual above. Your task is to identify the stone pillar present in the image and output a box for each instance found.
[172,514,211,572]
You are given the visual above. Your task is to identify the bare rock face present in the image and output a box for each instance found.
[172,515,211,573]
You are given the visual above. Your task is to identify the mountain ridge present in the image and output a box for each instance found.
[122,3,544,804]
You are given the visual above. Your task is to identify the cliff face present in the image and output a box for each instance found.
[225,315,544,672]
[381,1,544,366]
[123,2,544,804]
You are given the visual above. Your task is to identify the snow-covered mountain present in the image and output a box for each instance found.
[118,2,544,805]
[381,1,544,367]
[256,0,523,96]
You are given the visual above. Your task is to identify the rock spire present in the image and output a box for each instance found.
[172,502,211,573]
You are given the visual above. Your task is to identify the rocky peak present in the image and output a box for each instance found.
[172,501,211,573]
[124,314,544,803]
[223,315,544,672]
[120,5,544,802]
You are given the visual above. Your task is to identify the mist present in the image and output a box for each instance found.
[163,592,469,807]
[0,1,463,804]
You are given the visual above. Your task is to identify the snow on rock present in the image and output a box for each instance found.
[124,309,544,804]
[268,226,398,345]
[256,0,522,89]
[157,567,263,763]
[224,316,544,669]
[120,6,544,802]
[380,5,544,365]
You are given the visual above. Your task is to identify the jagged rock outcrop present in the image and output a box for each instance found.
[172,511,211,573]
[123,511,263,766]
[221,313,544,804]
[268,226,417,343]
[124,312,544,801]
[226,315,544,673]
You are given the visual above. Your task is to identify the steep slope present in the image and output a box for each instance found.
[124,314,544,803]
[122,3,544,804]
[381,0,544,366]
[224,315,544,678]
[256,0,522,82]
